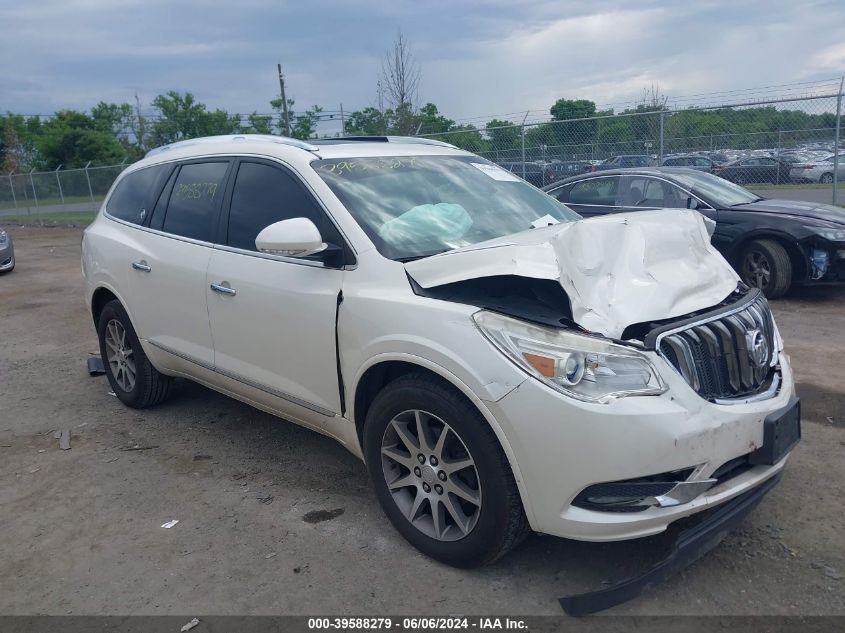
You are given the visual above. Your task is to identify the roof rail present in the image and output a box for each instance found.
[310,136,457,149]
[146,134,320,158]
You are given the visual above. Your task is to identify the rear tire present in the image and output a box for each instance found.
[97,300,172,408]
[363,373,529,568]
[820,173,834,184]
[738,239,792,299]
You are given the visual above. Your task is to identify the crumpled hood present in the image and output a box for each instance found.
[404,208,740,338]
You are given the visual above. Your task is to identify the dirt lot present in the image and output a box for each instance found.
[1,226,844,616]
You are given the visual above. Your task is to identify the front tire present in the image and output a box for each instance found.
[739,239,792,299]
[97,300,172,408]
[363,373,529,568]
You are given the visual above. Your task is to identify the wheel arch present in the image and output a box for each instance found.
[91,286,120,327]
[730,231,808,282]
[351,354,537,526]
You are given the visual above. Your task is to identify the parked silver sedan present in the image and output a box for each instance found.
[0,227,15,273]
[791,154,845,183]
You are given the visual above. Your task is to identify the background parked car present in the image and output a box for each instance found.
[500,161,554,187]
[0,227,14,273]
[591,154,656,171]
[544,167,845,298]
[661,154,719,172]
[713,156,793,184]
[791,154,845,183]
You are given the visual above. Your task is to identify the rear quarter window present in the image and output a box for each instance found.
[106,164,168,225]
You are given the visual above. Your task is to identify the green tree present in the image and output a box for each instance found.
[485,119,521,151]
[344,107,387,135]
[245,112,273,134]
[438,124,485,152]
[291,105,323,139]
[415,103,454,135]
[549,98,599,146]
[0,114,37,172]
[150,91,239,145]
[36,110,126,168]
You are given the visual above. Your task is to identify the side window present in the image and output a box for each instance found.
[568,178,618,206]
[161,162,229,242]
[226,161,341,252]
[106,164,167,225]
[551,183,573,203]
[617,176,647,206]
[694,157,711,168]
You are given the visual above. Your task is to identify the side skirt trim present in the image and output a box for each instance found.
[147,340,336,418]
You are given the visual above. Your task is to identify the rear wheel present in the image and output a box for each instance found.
[363,373,529,568]
[97,300,172,408]
[820,172,834,184]
[739,239,792,299]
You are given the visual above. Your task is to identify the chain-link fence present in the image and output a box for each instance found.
[419,91,845,205]
[3,88,843,220]
[0,162,127,218]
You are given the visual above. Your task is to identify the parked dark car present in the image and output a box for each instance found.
[499,161,555,187]
[713,156,792,185]
[591,154,656,171]
[661,154,718,173]
[544,167,845,297]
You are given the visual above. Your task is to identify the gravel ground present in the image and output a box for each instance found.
[1,226,843,616]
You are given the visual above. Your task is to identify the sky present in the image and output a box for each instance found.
[2,0,845,132]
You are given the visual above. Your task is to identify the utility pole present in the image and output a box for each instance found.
[340,103,345,136]
[834,75,843,205]
[277,63,291,136]
[377,80,385,133]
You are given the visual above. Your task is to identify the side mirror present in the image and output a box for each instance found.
[255,218,327,258]
[686,196,701,210]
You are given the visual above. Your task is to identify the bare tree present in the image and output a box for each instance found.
[380,29,421,134]
[641,83,668,111]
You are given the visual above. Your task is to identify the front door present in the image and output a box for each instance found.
[206,159,347,418]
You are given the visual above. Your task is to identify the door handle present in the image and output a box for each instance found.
[210,282,236,296]
[131,261,151,272]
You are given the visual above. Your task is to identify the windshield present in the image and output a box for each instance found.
[313,155,579,260]
[673,170,760,207]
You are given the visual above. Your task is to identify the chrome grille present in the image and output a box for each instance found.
[656,292,777,400]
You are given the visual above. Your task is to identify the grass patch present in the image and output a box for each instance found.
[748,183,833,191]
[0,195,103,211]
[1,211,97,227]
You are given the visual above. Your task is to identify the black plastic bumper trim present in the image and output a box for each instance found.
[559,470,783,616]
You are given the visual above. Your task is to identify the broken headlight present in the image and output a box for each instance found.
[473,311,666,404]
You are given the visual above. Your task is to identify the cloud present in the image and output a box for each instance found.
[0,0,843,125]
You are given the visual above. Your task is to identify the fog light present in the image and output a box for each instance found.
[810,249,830,280]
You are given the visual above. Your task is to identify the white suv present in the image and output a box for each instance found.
[82,134,799,569]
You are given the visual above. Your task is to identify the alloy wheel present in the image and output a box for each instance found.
[742,250,771,290]
[380,409,482,542]
[105,318,136,392]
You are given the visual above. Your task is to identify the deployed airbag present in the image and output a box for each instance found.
[404,209,740,338]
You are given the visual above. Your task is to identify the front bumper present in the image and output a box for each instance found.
[559,470,783,615]
[0,239,14,271]
[482,349,796,541]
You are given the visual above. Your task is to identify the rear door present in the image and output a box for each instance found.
[205,159,346,419]
[124,159,232,366]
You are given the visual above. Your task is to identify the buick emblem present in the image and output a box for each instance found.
[746,329,769,368]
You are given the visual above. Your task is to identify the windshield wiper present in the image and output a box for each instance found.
[395,250,449,263]
[730,197,763,207]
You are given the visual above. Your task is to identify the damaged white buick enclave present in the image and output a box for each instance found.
[82,135,799,575]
